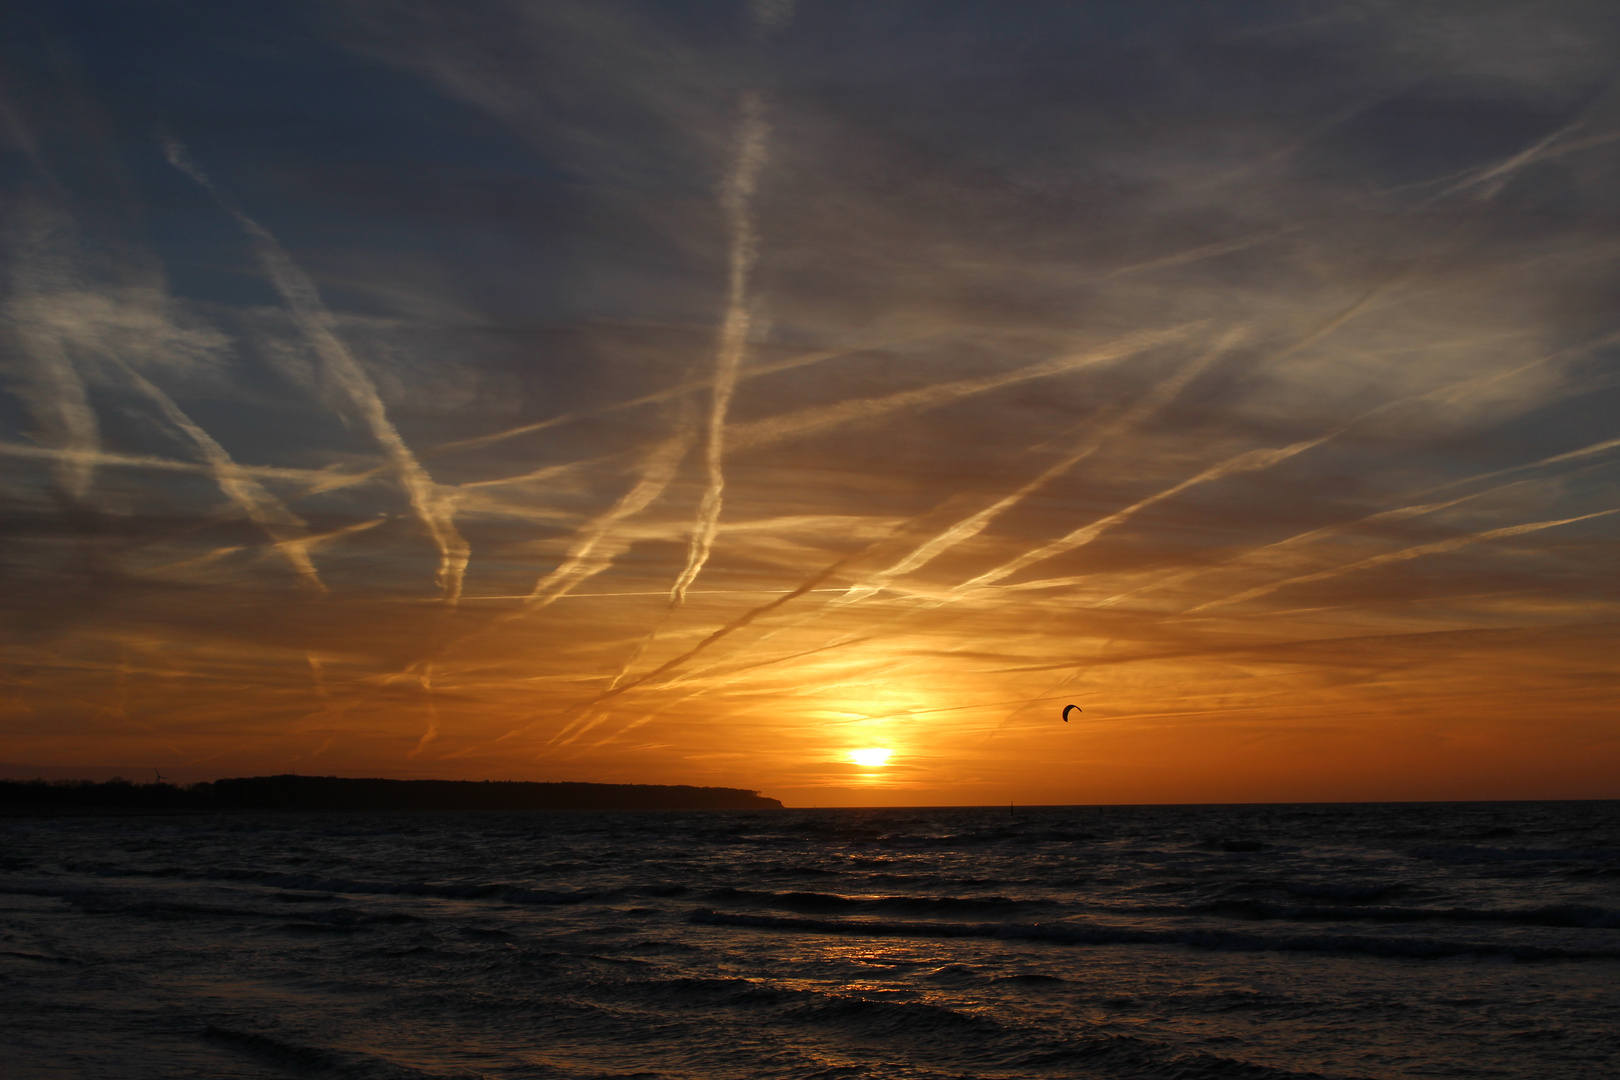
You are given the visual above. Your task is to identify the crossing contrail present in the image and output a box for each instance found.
[665,0,799,605]
[727,325,1197,451]
[430,339,908,461]
[165,136,471,603]
[475,532,890,754]
[833,328,1244,605]
[1416,432,1620,497]
[954,431,1341,596]
[1188,509,1619,612]
[520,418,698,613]
[671,90,771,605]
[116,360,327,590]
[951,327,1608,606]
[1092,485,1513,610]
[6,205,102,500]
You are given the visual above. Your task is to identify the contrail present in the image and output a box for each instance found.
[306,653,330,705]
[833,329,1243,605]
[430,340,908,460]
[567,688,708,757]
[115,360,326,590]
[953,331,1607,604]
[1083,231,1297,283]
[457,455,620,490]
[473,536,880,754]
[407,665,440,759]
[0,439,377,488]
[1416,432,1620,497]
[271,515,384,561]
[1267,268,1409,366]
[1416,73,1620,209]
[1431,121,1588,206]
[652,634,875,698]
[560,548,854,719]
[1094,430,1620,611]
[671,90,771,605]
[554,629,873,753]
[520,417,697,612]
[727,325,1196,451]
[399,420,699,735]
[5,206,102,500]
[144,545,245,577]
[1188,509,1619,613]
[595,322,1113,701]
[441,588,846,601]
[1092,483,1516,610]
[0,440,216,475]
[953,431,1341,596]
[164,137,470,602]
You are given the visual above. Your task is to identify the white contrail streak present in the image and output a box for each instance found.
[407,665,440,759]
[457,455,619,490]
[1083,231,1297,283]
[1432,118,1590,205]
[9,323,100,499]
[520,421,697,612]
[431,340,904,460]
[164,137,470,602]
[1092,486,1507,610]
[5,206,101,499]
[671,91,771,605]
[0,440,376,489]
[953,431,1341,597]
[1188,509,1619,613]
[435,588,845,601]
[473,538,879,754]
[951,328,1610,604]
[1417,433,1620,497]
[568,689,707,757]
[727,326,1196,451]
[115,361,327,590]
[1093,427,1620,611]
[834,329,1243,605]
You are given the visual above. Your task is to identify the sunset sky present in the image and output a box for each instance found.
[3,1,1617,805]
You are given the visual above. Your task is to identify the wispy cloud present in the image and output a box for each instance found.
[4,1,1618,801]
[1189,509,1618,612]
[518,414,697,612]
[727,327,1197,451]
[671,91,771,605]
[164,137,470,603]
[834,328,1245,605]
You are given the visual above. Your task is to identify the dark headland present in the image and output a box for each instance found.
[0,775,783,814]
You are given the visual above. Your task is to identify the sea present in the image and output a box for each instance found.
[2,802,1617,1080]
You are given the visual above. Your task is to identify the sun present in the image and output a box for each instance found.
[849,748,891,768]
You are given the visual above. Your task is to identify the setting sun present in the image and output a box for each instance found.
[849,748,891,768]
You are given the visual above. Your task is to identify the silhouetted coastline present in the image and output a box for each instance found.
[0,775,783,814]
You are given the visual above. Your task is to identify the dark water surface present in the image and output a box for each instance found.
[3,802,1617,1079]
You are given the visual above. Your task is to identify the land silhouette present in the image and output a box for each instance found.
[0,775,783,814]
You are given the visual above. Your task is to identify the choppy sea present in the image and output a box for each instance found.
[2,802,1617,1079]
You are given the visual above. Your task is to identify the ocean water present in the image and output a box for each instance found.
[2,802,1617,1080]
